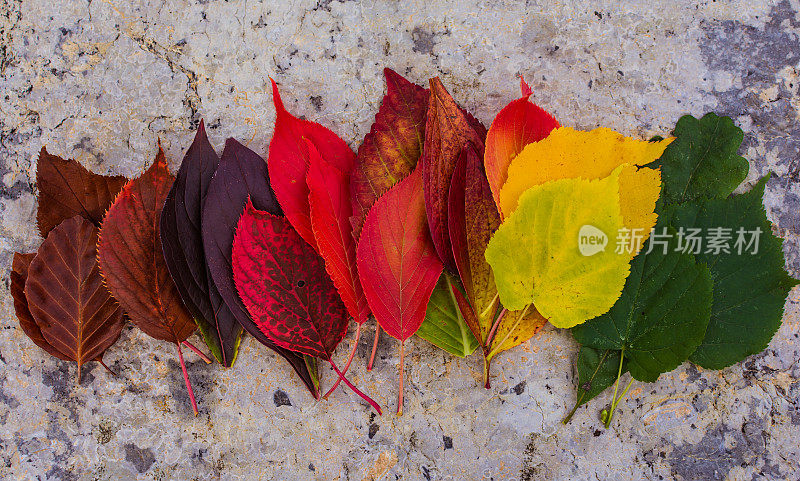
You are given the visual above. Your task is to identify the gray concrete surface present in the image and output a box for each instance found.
[1,0,799,479]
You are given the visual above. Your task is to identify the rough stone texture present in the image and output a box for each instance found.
[1,0,799,480]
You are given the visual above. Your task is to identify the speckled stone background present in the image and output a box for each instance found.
[1,0,799,480]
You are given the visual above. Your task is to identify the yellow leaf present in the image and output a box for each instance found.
[486,306,547,361]
[498,127,672,230]
[485,167,632,328]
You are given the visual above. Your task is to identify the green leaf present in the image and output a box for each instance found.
[651,113,749,204]
[572,230,713,382]
[563,347,626,423]
[417,274,480,357]
[671,178,798,369]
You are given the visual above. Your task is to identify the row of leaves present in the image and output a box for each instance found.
[10,69,796,423]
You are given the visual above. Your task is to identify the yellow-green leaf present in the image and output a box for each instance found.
[485,167,631,328]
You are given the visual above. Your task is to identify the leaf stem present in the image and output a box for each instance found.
[485,308,508,347]
[182,341,212,364]
[398,341,405,416]
[98,358,116,376]
[367,324,380,371]
[177,342,199,416]
[323,323,361,399]
[327,358,382,415]
[604,348,626,429]
[479,292,499,319]
[486,304,530,361]
[482,355,491,389]
[562,401,580,425]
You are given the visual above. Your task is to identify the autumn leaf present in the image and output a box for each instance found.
[160,121,242,367]
[36,148,126,237]
[202,138,320,397]
[233,200,381,414]
[446,144,545,385]
[12,252,71,361]
[98,148,201,414]
[416,274,479,358]
[25,216,124,379]
[268,78,356,249]
[422,77,486,272]
[486,168,631,328]
[499,127,670,252]
[357,166,443,414]
[484,78,559,216]
[562,347,626,423]
[350,68,429,239]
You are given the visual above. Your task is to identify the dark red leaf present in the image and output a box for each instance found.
[202,137,319,396]
[36,148,126,237]
[161,121,243,367]
[350,68,429,239]
[268,78,356,249]
[98,148,196,344]
[11,252,71,361]
[25,216,124,370]
[421,77,486,272]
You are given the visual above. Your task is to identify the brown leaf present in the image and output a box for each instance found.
[24,217,124,367]
[98,148,195,344]
[11,252,71,361]
[36,148,126,237]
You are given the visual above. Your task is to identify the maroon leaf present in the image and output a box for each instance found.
[161,121,243,367]
[202,138,319,397]
[36,148,126,237]
[25,216,124,374]
[11,252,70,361]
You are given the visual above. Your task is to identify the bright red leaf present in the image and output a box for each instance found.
[268,78,356,249]
[233,200,381,414]
[483,78,559,217]
[356,167,443,414]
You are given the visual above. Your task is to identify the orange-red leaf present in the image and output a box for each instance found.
[98,148,195,344]
[306,140,370,324]
[36,148,126,237]
[484,83,559,217]
[356,167,443,341]
[421,77,486,272]
[350,68,429,239]
[268,79,356,249]
[25,216,124,367]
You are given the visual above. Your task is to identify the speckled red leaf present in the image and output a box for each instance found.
[98,148,195,345]
[25,216,124,370]
[36,148,126,237]
[160,121,243,367]
[233,200,348,360]
[268,78,356,249]
[233,200,382,413]
[484,78,559,217]
[201,138,319,397]
[357,167,443,342]
[421,77,486,273]
[11,252,71,361]
[350,68,429,239]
